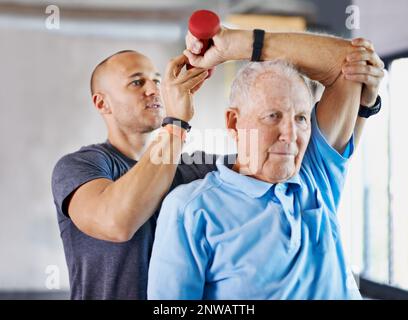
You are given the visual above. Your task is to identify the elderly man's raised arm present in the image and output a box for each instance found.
[341,38,385,147]
[184,28,353,87]
[316,38,384,152]
[314,69,361,153]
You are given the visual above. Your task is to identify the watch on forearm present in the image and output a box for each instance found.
[162,117,192,132]
[358,95,382,118]
[251,29,265,62]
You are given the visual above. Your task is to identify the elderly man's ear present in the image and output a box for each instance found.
[93,93,112,114]
[226,107,239,141]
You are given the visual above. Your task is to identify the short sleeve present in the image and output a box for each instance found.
[51,148,113,218]
[301,105,355,209]
[147,185,210,299]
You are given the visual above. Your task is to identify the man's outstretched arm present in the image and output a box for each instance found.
[342,38,385,147]
[184,28,353,87]
[185,27,358,152]
[317,38,384,152]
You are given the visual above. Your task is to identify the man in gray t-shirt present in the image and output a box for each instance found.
[52,142,223,299]
[52,50,213,299]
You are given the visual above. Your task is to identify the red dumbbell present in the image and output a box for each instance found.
[186,9,221,78]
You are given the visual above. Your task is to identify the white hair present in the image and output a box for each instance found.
[229,60,317,110]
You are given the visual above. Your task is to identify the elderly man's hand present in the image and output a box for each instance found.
[342,38,385,107]
[161,54,208,122]
[184,27,241,69]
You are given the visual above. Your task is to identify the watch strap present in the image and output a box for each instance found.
[162,117,191,132]
[251,29,265,62]
[358,95,382,118]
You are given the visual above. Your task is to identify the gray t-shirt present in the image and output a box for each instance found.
[51,141,229,300]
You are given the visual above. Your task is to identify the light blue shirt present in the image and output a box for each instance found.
[148,107,362,300]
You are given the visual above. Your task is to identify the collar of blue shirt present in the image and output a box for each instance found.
[215,162,301,199]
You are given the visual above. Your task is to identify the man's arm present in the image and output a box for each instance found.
[185,29,383,153]
[185,28,359,153]
[67,136,182,243]
[342,38,385,147]
[317,38,384,151]
[67,56,209,242]
[184,28,353,87]
[315,72,361,153]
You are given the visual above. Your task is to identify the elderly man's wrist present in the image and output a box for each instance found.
[361,95,378,108]
[359,95,382,118]
[363,101,375,108]
[226,29,253,61]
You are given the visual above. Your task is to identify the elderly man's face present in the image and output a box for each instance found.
[232,72,312,183]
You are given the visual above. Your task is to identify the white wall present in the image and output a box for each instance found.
[353,0,408,56]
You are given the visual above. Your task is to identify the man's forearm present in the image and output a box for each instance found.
[353,118,366,147]
[97,132,183,241]
[227,30,352,86]
[316,75,362,153]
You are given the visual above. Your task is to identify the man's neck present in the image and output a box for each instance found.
[107,128,150,161]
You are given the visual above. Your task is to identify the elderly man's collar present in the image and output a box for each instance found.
[216,163,301,199]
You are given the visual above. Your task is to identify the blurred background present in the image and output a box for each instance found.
[0,0,407,299]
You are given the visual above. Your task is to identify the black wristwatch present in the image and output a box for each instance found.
[251,29,265,62]
[161,117,191,132]
[358,95,382,118]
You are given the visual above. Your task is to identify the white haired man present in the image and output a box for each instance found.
[147,28,384,299]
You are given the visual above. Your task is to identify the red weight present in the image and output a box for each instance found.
[186,10,220,78]
[188,10,220,40]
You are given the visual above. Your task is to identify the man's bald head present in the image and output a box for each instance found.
[89,49,163,134]
[90,50,141,95]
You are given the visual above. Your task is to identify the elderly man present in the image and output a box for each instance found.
[147,28,384,299]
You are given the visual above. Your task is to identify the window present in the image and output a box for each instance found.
[338,58,408,291]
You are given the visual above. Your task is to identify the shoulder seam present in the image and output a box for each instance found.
[176,173,223,221]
